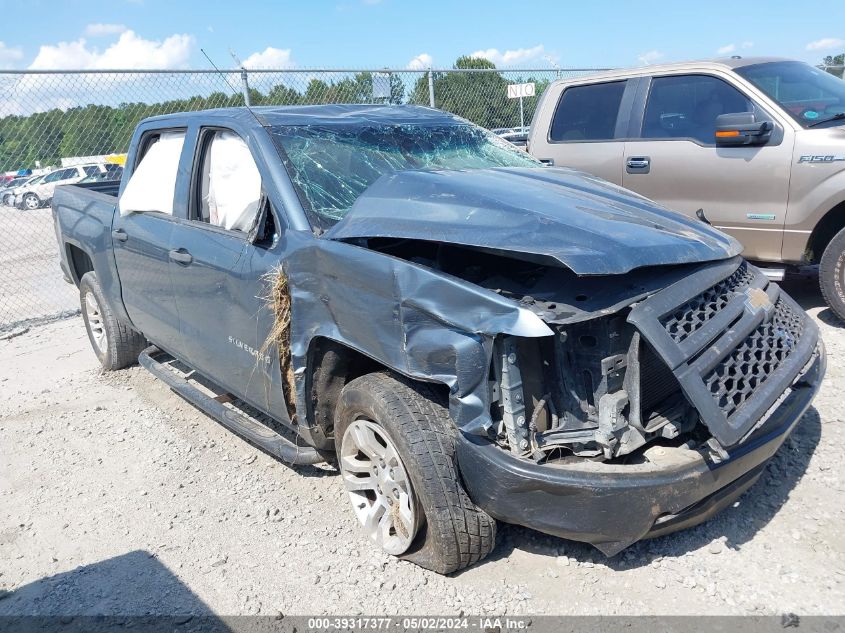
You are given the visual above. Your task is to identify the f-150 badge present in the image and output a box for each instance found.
[798,154,845,163]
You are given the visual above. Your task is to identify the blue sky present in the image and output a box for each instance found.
[0,0,842,71]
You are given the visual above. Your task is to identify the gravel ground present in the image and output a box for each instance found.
[0,277,843,617]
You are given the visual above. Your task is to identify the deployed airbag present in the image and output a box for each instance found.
[119,131,185,216]
[204,131,262,232]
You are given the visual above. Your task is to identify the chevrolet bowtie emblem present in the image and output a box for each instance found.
[746,287,773,313]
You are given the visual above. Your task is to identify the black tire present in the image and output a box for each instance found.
[22,192,40,210]
[79,272,147,370]
[334,372,496,574]
[819,226,845,322]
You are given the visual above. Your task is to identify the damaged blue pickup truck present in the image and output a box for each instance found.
[52,105,825,574]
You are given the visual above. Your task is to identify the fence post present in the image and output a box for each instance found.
[240,68,251,107]
[427,68,435,108]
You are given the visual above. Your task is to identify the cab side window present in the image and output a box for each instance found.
[550,81,626,142]
[642,75,753,144]
[195,130,263,233]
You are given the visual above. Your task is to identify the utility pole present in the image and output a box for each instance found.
[230,49,251,107]
[428,68,435,108]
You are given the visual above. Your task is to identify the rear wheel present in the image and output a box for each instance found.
[819,226,845,322]
[335,372,496,574]
[22,193,40,210]
[79,272,147,370]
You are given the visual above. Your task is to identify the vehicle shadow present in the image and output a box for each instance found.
[780,275,826,310]
[0,550,232,632]
[780,273,844,328]
[483,406,822,571]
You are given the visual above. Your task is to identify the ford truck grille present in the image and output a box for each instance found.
[628,257,818,447]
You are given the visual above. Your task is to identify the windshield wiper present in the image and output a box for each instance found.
[807,112,845,128]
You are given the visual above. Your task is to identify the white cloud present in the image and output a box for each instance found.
[0,41,24,69]
[469,44,545,67]
[28,30,193,70]
[637,50,664,65]
[241,47,295,69]
[85,23,127,37]
[717,43,736,55]
[406,53,433,70]
[741,41,754,49]
[806,37,845,51]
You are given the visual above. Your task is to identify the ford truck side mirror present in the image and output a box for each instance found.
[715,112,772,146]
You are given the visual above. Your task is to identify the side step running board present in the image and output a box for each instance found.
[138,346,327,466]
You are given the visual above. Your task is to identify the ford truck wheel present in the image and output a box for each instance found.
[819,226,845,322]
[79,272,147,370]
[335,372,496,574]
[22,193,40,210]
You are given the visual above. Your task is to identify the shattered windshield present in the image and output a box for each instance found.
[270,122,542,230]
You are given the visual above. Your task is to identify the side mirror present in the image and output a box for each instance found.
[715,112,773,146]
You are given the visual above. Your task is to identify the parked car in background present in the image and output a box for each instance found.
[529,57,845,319]
[0,176,32,197]
[4,173,46,207]
[17,163,108,210]
[493,126,530,148]
[52,105,823,573]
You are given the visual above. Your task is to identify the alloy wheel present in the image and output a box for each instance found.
[84,291,107,354]
[339,418,419,555]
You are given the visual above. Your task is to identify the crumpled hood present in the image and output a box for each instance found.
[323,167,741,275]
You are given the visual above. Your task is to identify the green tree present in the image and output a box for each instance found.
[823,53,844,79]
[410,56,546,129]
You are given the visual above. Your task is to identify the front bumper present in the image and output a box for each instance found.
[457,343,825,556]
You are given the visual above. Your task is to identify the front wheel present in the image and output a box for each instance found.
[22,193,40,210]
[819,226,845,322]
[79,272,147,370]
[335,372,496,574]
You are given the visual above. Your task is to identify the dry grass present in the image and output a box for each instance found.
[260,266,297,421]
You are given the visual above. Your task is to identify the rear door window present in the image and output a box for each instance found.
[641,74,753,144]
[549,81,627,142]
[119,130,186,216]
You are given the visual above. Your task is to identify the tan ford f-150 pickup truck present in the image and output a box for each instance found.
[528,57,845,319]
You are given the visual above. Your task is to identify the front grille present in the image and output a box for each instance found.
[661,261,755,343]
[628,257,818,447]
[703,297,805,419]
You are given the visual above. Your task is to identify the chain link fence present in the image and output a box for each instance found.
[1,64,841,331]
[0,66,604,331]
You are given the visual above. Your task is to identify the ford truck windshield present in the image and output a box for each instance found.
[736,61,845,128]
[271,122,541,229]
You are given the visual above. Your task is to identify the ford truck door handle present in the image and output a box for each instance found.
[626,156,650,174]
[112,229,128,242]
[169,249,193,265]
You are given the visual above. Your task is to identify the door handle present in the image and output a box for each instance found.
[169,249,193,265]
[111,229,128,242]
[626,156,651,173]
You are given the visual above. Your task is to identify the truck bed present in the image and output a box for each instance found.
[52,181,127,323]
